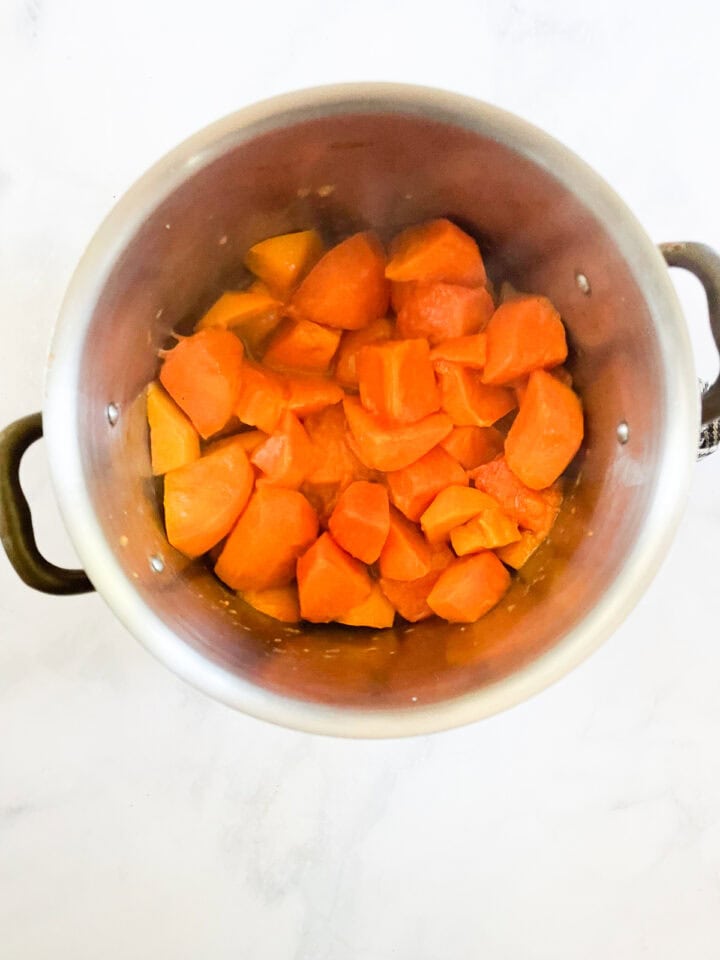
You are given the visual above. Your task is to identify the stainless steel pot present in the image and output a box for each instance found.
[1,84,718,737]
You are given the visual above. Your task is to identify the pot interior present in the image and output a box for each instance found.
[76,107,666,709]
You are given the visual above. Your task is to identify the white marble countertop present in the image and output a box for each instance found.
[2,1,720,956]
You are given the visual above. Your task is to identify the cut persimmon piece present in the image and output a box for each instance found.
[251,411,315,489]
[427,552,511,622]
[215,486,318,592]
[471,457,563,533]
[285,376,344,417]
[196,289,282,333]
[334,318,394,388]
[159,328,244,439]
[389,280,415,315]
[147,381,200,475]
[512,366,574,406]
[338,583,396,628]
[386,218,487,287]
[231,429,268,455]
[379,542,453,622]
[449,508,520,555]
[378,507,432,581]
[328,481,390,563]
[263,318,342,373]
[420,485,501,543]
[163,436,254,558]
[430,332,487,368]
[435,360,516,427]
[440,426,504,470]
[343,396,452,472]
[303,404,371,488]
[386,446,467,522]
[496,529,549,570]
[297,533,373,622]
[505,369,584,489]
[483,295,567,384]
[357,338,439,423]
[290,231,389,330]
[244,229,324,298]
[397,283,494,345]
[243,585,300,623]
[235,361,288,434]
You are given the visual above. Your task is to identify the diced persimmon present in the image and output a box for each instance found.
[496,529,548,570]
[430,333,487,368]
[297,532,373,622]
[235,281,287,355]
[303,404,371,488]
[248,279,273,295]
[378,507,432,581]
[420,485,501,543]
[397,283,494,345]
[427,552,511,622]
[334,318,394,388]
[244,229,324,298]
[243,585,300,623]
[251,411,315,488]
[386,218,487,287]
[390,281,415,314]
[328,481,390,563]
[509,376,529,406]
[379,542,453,622]
[235,361,288,434]
[449,508,520,555]
[290,231,389,330]
[285,376,344,417]
[483,295,567,384]
[263,318,342,373]
[239,317,285,358]
[159,329,243,439]
[215,486,318,591]
[505,369,584,489]
[440,426,504,470]
[148,221,584,628]
[357,338,439,423]
[196,290,282,336]
[471,457,563,533]
[435,360,516,426]
[511,366,574,406]
[386,446,467,522]
[146,381,200,475]
[232,429,268,455]
[343,397,452,472]
[163,436,254,558]
[338,583,396,628]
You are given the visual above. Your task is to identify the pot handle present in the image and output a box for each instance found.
[0,413,94,594]
[660,242,720,458]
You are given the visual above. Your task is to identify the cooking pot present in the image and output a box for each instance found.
[1,84,719,738]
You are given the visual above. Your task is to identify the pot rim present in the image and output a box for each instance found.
[43,83,699,738]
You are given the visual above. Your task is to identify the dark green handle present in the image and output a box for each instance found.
[0,413,94,594]
[661,242,720,453]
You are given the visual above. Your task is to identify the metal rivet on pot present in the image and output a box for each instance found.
[575,272,591,295]
[617,421,630,444]
[105,402,120,426]
[149,554,165,573]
